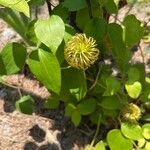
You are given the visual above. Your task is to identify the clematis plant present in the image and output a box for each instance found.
[0,0,150,150]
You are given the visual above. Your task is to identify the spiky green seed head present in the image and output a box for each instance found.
[64,34,100,70]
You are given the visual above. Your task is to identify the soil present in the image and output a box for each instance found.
[0,74,90,150]
[0,1,150,150]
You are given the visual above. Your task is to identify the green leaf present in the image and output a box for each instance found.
[44,96,60,109]
[84,18,107,50]
[64,24,76,43]
[95,141,106,150]
[103,77,121,96]
[141,76,150,102]
[52,4,69,22]
[71,110,81,126]
[128,67,140,82]
[26,20,38,45]
[138,138,146,148]
[123,15,144,48]
[141,88,150,102]
[0,43,26,75]
[99,96,120,110]
[108,23,131,72]
[121,122,143,140]
[0,0,30,17]
[107,129,133,150]
[60,68,87,101]
[125,81,142,99]
[65,103,76,117]
[28,49,61,94]
[145,142,150,150]
[92,66,111,97]
[99,0,118,14]
[15,95,35,114]
[34,15,65,54]
[63,0,87,11]
[90,112,102,124]
[131,63,145,84]
[28,0,45,6]
[77,98,96,115]
[142,123,150,140]
[103,109,119,118]
[56,41,65,65]
[56,25,76,65]
[76,1,103,30]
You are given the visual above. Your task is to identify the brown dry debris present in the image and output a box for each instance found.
[0,111,59,150]
[4,74,50,99]
[0,74,87,150]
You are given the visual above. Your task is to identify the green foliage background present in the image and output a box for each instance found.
[0,0,150,149]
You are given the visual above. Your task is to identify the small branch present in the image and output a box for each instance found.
[138,44,145,64]
[138,44,146,77]
[50,2,56,8]
[69,12,82,32]
[114,13,118,23]
[46,0,52,15]
[111,15,123,24]
[86,0,93,19]
[88,63,102,92]
[17,88,22,98]
[125,0,138,16]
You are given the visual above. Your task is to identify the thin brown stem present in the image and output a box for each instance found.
[125,0,138,16]
[88,64,101,92]
[47,0,52,15]
[138,44,145,64]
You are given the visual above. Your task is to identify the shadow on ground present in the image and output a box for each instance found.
[24,142,60,150]
[0,76,90,150]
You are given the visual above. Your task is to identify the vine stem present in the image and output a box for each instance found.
[88,63,102,92]
[47,0,52,15]
[0,8,31,45]
[86,0,93,19]
[125,0,138,16]
[138,44,146,78]
[111,15,122,24]
[89,115,101,150]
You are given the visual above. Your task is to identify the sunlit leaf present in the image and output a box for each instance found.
[0,43,26,75]
[125,81,142,99]
[28,49,61,94]
[35,15,65,54]
[121,122,143,140]
[107,129,133,150]
[0,0,30,17]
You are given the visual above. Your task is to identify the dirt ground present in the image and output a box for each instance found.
[0,1,150,150]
